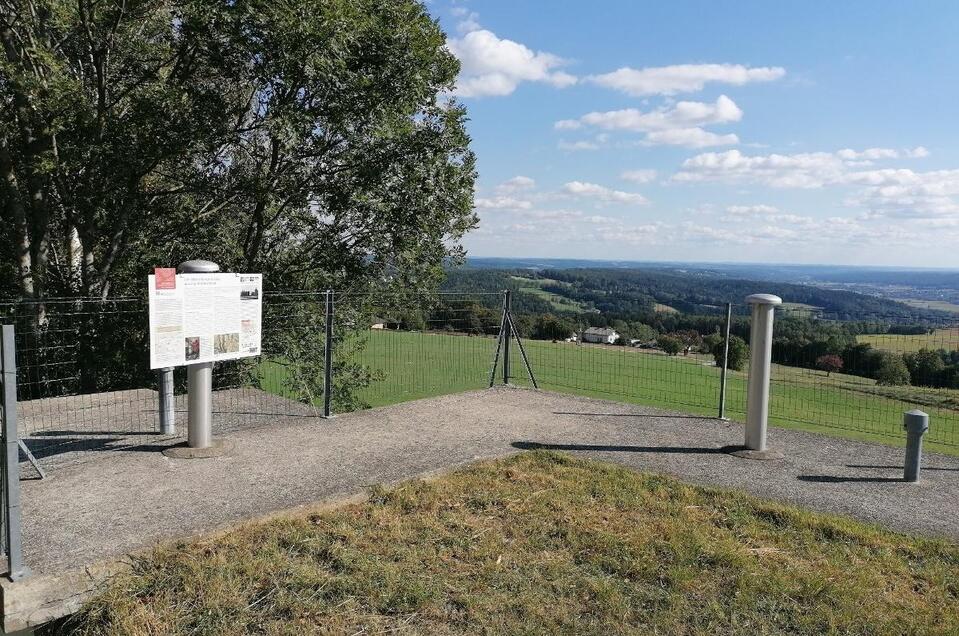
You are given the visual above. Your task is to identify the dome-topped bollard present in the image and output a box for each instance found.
[732,293,785,460]
[903,410,929,482]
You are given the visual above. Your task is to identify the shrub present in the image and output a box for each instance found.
[532,314,575,341]
[701,332,723,354]
[712,335,749,371]
[903,349,946,387]
[815,354,843,377]
[657,335,682,356]
[875,352,911,386]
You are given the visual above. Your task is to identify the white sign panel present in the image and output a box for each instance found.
[149,272,262,369]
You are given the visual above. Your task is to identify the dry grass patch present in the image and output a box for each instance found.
[54,452,959,635]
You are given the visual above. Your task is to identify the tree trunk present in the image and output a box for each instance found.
[0,139,34,298]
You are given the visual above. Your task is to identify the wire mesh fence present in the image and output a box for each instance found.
[504,289,734,418]
[767,306,959,449]
[1,289,957,475]
[337,292,503,408]
[0,294,332,469]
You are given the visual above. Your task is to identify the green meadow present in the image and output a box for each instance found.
[858,328,959,353]
[261,329,959,456]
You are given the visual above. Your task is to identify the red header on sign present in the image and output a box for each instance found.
[154,268,176,290]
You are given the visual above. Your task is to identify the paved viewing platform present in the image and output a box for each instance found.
[4,386,958,631]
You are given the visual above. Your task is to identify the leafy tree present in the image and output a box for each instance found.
[875,353,911,386]
[629,322,659,343]
[0,0,476,408]
[657,335,682,356]
[673,329,703,356]
[533,314,575,341]
[0,0,476,301]
[816,354,843,377]
[904,349,946,387]
[713,335,748,371]
[701,332,722,354]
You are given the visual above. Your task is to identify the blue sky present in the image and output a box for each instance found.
[431,1,959,267]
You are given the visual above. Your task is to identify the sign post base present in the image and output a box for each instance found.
[162,439,235,459]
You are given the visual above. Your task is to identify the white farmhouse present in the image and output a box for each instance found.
[581,327,619,344]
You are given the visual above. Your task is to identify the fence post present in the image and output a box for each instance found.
[738,294,783,459]
[1,325,28,580]
[502,290,511,385]
[718,302,732,420]
[322,290,334,418]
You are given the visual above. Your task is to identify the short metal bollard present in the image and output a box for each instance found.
[158,366,175,435]
[903,409,929,482]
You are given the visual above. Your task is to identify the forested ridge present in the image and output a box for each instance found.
[442,267,949,323]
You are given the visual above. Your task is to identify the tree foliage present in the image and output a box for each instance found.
[657,335,682,356]
[0,0,476,302]
[815,354,843,377]
[532,314,574,341]
[874,352,911,386]
[713,335,748,371]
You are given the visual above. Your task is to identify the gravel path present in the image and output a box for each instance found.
[21,386,959,578]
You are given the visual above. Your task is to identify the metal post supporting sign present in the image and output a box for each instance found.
[162,260,235,459]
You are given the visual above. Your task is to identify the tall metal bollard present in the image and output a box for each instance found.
[903,410,928,482]
[741,294,783,458]
[178,260,220,449]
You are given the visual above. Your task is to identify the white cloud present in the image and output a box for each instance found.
[474,196,534,211]
[568,95,742,132]
[554,119,582,130]
[837,146,929,162]
[558,139,601,151]
[589,63,786,96]
[722,205,817,227]
[674,149,850,188]
[557,96,742,148]
[495,176,536,193]
[837,147,899,161]
[673,147,955,220]
[450,7,481,34]
[446,26,576,98]
[620,169,658,184]
[724,204,781,216]
[679,222,799,244]
[843,168,959,218]
[562,181,649,205]
[644,128,739,148]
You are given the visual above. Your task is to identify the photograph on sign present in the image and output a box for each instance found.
[149,272,262,369]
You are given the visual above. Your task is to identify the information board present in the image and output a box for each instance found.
[148,272,262,369]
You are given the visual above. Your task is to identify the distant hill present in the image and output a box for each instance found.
[464,257,959,287]
[445,265,953,324]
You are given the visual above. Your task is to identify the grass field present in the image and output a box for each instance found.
[509,276,590,313]
[261,329,959,455]
[779,302,823,317]
[902,298,959,314]
[858,328,959,353]
[57,452,959,635]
